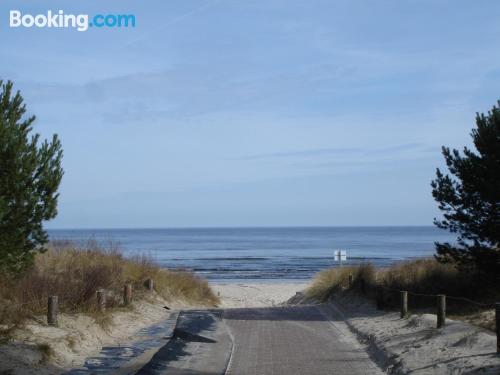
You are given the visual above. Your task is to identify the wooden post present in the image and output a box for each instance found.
[376,286,384,310]
[47,296,58,327]
[400,291,408,318]
[145,278,154,291]
[360,278,366,294]
[96,290,106,312]
[124,284,132,306]
[437,294,446,328]
[495,302,500,354]
[348,273,353,288]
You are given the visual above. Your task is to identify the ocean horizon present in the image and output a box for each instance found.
[48,226,455,282]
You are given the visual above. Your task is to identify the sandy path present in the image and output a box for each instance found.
[212,282,309,308]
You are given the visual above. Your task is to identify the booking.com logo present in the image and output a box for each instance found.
[9,10,136,31]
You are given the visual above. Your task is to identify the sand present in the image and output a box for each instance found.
[0,283,308,375]
[0,294,190,375]
[2,282,499,374]
[216,283,500,374]
[330,294,500,374]
[212,282,309,308]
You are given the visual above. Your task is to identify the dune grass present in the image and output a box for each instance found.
[306,263,375,302]
[306,259,496,315]
[0,240,219,332]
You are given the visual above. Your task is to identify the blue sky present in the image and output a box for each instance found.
[1,0,499,228]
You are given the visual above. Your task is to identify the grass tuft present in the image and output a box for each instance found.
[0,241,219,331]
[305,263,374,302]
[306,259,496,307]
[306,258,498,330]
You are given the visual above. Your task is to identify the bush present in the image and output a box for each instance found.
[0,241,219,331]
[378,259,462,295]
[306,259,494,311]
[306,263,375,302]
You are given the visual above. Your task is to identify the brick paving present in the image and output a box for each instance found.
[223,305,382,375]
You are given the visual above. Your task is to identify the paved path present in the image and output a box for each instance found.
[223,304,383,375]
[137,304,382,375]
[136,310,232,375]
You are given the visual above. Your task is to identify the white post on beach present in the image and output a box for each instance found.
[334,250,347,267]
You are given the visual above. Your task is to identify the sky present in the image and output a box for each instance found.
[1,0,500,228]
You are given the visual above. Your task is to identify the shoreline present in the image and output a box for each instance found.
[207,279,311,284]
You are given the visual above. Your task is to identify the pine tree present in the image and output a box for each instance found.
[0,80,64,275]
[431,102,500,279]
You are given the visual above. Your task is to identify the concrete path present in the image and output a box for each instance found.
[135,310,232,375]
[136,304,382,375]
[223,304,383,375]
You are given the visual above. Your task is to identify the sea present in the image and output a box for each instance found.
[47,226,455,283]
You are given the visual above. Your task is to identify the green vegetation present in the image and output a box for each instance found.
[0,81,219,335]
[0,80,63,276]
[432,101,500,280]
[0,241,219,332]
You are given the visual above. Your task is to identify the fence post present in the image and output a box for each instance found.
[348,273,353,288]
[437,294,446,328]
[124,284,133,306]
[496,302,500,354]
[145,278,154,291]
[400,291,408,318]
[360,278,366,294]
[47,296,58,327]
[96,290,106,312]
[376,286,384,310]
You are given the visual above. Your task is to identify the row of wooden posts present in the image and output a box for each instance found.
[47,278,155,327]
[44,274,500,354]
[347,273,500,354]
[375,288,447,328]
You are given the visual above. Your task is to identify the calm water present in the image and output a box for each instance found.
[48,227,454,282]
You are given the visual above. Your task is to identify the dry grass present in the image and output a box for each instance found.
[122,256,218,305]
[0,241,219,331]
[306,263,375,302]
[306,258,497,325]
[378,259,464,295]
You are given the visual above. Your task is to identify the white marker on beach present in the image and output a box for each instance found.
[334,250,347,267]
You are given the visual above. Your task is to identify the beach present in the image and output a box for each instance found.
[212,282,309,308]
[0,282,309,374]
[47,226,455,282]
[1,279,499,374]
[216,282,500,374]
[0,244,498,375]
